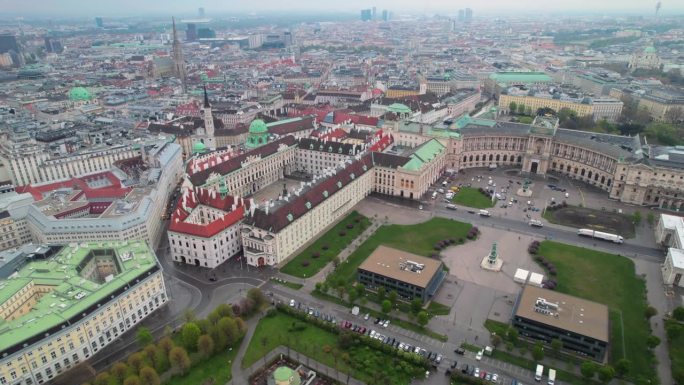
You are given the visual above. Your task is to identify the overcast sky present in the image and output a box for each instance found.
[0,0,681,17]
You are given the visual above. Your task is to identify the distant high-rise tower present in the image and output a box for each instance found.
[382,10,389,21]
[457,9,465,22]
[361,9,372,21]
[203,86,215,141]
[198,7,205,18]
[186,23,197,42]
[95,17,104,28]
[372,7,377,19]
[465,8,473,23]
[0,34,19,54]
[171,17,187,93]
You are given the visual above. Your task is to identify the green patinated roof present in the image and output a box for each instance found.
[644,46,656,53]
[69,87,92,101]
[0,241,158,353]
[192,141,208,154]
[249,119,269,134]
[388,103,412,114]
[488,72,552,84]
[273,366,300,384]
[452,114,497,129]
[402,138,446,171]
[266,117,304,128]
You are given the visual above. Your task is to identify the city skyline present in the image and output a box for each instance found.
[0,0,681,17]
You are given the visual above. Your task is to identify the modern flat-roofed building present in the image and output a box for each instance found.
[357,245,446,302]
[513,285,609,362]
[0,241,168,385]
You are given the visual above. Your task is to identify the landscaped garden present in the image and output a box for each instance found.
[325,217,472,285]
[243,309,427,385]
[665,307,684,384]
[533,241,656,384]
[77,289,270,385]
[281,211,371,278]
[451,187,495,209]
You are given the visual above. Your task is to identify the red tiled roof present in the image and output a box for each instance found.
[189,136,297,186]
[17,171,125,201]
[369,130,394,152]
[244,154,373,233]
[168,188,246,238]
[268,115,316,135]
[332,111,379,127]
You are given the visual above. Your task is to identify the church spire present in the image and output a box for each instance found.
[171,17,187,93]
[203,84,210,108]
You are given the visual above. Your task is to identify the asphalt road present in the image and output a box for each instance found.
[433,205,665,262]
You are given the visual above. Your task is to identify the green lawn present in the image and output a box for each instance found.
[665,319,684,384]
[242,312,424,384]
[427,301,451,316]
[537,241,654,382]
[164,339,241,385]
[326,217,472,285]
[451,187,495,209]
[281,211,370,278]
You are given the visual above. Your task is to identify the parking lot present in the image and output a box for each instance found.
[278,297,534,385]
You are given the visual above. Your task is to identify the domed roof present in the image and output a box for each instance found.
[388,103,412,114]
[192,141,207,154]
[249,119,268,134]
[69,87,91,101]
[273,366,300,385]
[644,46,656,54]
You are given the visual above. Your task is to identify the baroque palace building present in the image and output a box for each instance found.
[174,109,684,270]
[389,113,684,209]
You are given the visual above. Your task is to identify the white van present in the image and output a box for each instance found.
[479,210,491,217]
[529,220,543,227]
[547,368,556,385]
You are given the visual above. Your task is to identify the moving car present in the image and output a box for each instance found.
[289,299,296,307]
[529,219,543,227]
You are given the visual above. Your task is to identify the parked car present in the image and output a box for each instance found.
[474,367,480,378]
[289,299,295,307]
[383,320,390,328]
[475,350,483,361]
[364,313,370,321]
[455,347,465,355]
[491,373,499,383]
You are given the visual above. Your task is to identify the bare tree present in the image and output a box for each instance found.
[665,106,683,123]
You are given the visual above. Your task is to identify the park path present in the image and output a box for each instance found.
[227,316,260,385]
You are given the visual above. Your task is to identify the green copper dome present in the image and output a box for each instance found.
[192,141,207,154]
[249,119,268,134]
[644,46,656,54]
[388,103,412,114]
[69,87,91,101]
[273,366,300,385]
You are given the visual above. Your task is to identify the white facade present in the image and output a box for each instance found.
[241,160,374,267]
[169,222,242,268]
[662,248,684,287]
[0,137,138,187]
[26,142,182,249]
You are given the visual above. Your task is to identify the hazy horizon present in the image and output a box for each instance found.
[0,0,682,18]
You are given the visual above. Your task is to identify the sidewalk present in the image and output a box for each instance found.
[228,315,260,384]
